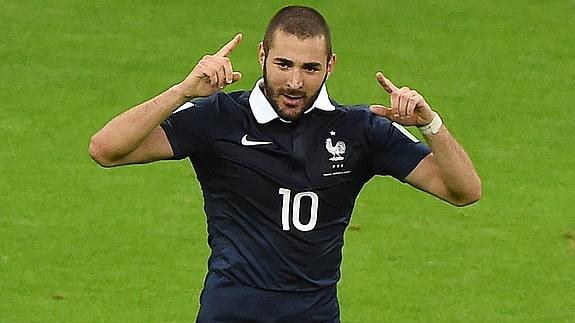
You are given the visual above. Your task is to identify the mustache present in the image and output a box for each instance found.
[279,89,306,97]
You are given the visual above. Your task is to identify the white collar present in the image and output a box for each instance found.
[248,78,335,124]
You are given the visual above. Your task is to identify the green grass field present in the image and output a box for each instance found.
[2,0,574,321]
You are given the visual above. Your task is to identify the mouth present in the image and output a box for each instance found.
[281,93,305,106]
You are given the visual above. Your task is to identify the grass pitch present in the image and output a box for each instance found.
[2,0,574,321]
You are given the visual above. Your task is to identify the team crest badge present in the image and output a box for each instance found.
[325,138,346,161]
[322,131,351,177]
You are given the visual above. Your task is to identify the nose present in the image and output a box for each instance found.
[287,69,303,89]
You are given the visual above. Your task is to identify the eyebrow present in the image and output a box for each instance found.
[273,57,322,69]
[273,57,293,65]
[302,62,322,70]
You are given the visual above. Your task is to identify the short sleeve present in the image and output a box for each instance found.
[367,113,431,181]
[160,94,221,160]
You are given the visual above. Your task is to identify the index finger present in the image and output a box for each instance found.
[215,33,243,57]
[376,72,399,94]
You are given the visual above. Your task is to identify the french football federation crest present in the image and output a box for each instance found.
[325,138,346,161]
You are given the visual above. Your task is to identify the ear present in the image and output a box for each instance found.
[258,42,265,69]
[326,53,337,79]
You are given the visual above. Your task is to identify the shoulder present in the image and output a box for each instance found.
[216,90,251,107]
[186,90,250,110]
[171,90,250,120]
[330,101,419,146]
[330,102,394,130]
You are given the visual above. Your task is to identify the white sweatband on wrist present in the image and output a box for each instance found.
[418,112,442,135]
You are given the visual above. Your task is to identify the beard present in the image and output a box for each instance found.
[262,60,327,122]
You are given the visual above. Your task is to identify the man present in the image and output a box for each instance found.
[90,5,481,322]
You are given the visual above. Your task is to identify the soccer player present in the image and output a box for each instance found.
[89,5,481,322]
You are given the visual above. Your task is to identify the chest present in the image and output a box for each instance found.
[205,116,371,190]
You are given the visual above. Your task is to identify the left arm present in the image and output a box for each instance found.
[370,72,481,206]
[405,125,481,206]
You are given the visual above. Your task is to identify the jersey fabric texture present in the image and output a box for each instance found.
[197,271,340,322]
[160,79,431,319]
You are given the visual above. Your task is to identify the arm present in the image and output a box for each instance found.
[89,86,186,167]
[405,125,481,206]
[370,72,481,206]
[89,34,243,167]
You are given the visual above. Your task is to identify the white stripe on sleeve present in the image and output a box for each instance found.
[173,102,195,114]
[392,122,420,143]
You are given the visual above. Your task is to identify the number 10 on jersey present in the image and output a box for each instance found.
[278,188,319,232]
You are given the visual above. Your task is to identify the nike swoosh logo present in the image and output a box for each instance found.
[241,134,273,146]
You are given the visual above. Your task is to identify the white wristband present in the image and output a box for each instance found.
[418,112,442,135]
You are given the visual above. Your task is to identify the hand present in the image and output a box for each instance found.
[175,34,243,98]
[369,72,435,126]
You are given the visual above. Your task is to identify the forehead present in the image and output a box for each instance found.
[268,30,328,63]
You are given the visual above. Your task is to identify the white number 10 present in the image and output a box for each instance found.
[278,188,319,232]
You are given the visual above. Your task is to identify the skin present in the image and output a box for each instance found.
[88,34,243,167]
[258,31,336,121]
[368,74,481,205]
[89,30,481,206]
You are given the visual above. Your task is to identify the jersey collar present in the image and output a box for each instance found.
[248,78,335,124]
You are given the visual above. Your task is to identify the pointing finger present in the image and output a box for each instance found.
[376,72,399,94]
[216,33,243,57]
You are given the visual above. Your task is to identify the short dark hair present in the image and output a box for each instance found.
[263,5,332,58]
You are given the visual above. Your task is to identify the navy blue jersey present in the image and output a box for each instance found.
[197,271,340,322]
[160,83,430,293]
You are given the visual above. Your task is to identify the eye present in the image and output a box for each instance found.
[303,64,321,73]
[276,61,290,70]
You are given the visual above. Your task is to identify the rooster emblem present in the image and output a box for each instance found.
[325,138,346,161]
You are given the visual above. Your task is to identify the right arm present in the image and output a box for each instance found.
[89,34,243,167]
